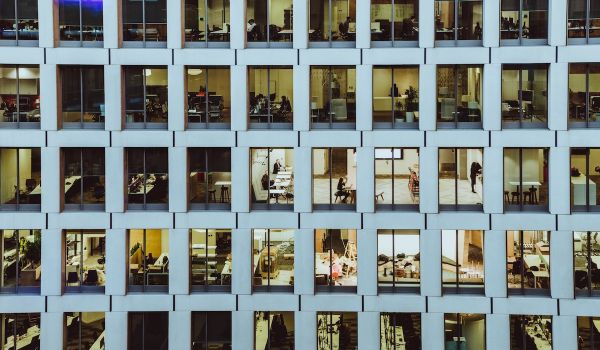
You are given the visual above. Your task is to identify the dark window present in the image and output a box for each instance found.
[574,231,600,296]
[315,229,357,292]
[309,0,356,47]
[444,313,485,349]
[310,66,356,129]
[509,315,552,350]
[441,230,484,293]
[127,148,168,210]
[377,229,420,291]
[190,229,232,292]
[316,312,358,349]
[370,0,419,46]
[0,0,39,44]
[184,0,230,46]
[503,148,549,211]
[434,0,483,45]
[63,148,105,210]
[312,148,357,209]
[251,148,294,209]
[437,65,482,128]
[0,229,41,293]
[438,148,483,210]
[124,67,168,129]
[64,230,106,292]
[501,64,548,128]
[186,66,231,128]
[252,229,294,292]
[568,63,600,128]
[0,313,41,348]
[191,311,232,349]
[0,65,41,128]
[500,0,548,45]
[189,148,231,210]
[0,148,41,210]
[58,0,103,46]
[128,312,169,350]
[128,229,169,292]
[507,230,550,295]
[60,66,105,128]
[373,66,419,129]
[578,316,600,349]
[380,313,421,349]
[254,311,295,349]
[122,0,167,47]
[248,67,293,129]
[64,312,105,349]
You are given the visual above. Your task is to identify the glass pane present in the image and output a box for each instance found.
[271,67,293,123]
[569,63,587,123]
[523,0,548,40]
[309,0,330,41]
[144,68,168,124]
[16,0,38,41]
[124,67,145,123]
[438,149,457,205]
[444,148,483,205]
[435,0,455,40]
[7,314,41,349]
[437,66,457,122]
[81,0,103,42]
[128,312,169,350]
[61,67,82,123]
[568,0,587,38]
[146,229,169,286]
[312,148,330,204]
[185,0,206,42]
[145,0,167,42]
[503,148,522,207]
[207,148,231,204]
[81,148,105,205]
[189,149,207,204]
[591,0,600,38]
[187,67,208,123]
[17,230,41,287]
[332,0,355,42]
[207,68,230,124]
[458,0,483,40]
[522,148,547,207]
[0,0,16,41]
[395,66,419,124]
[82,66,104,123]
[510,315,552,350]
[500,0,520,39]
[457,65,482,123]
[372,67,394,123]
[63,149,82,205]
[59,0,80,41]
[577,317,600,349]
[247,0,267,42]
[17,66,40,123]
[127,148,146,205]
[459,230,483,287]
[0,65,18,126]
[207,0,230,42]
[331,67,356,124]
[371,0,392,42]
[381,313,421,350]
[270,0,293,42]
[502,65,521,123]
[123,0,144,41]
[1,230,18,289]
[248,67,270,122]
[145,148,168,204]
[589,64,600,123]
[589,150,600,208]
[521,65,548,124]
[0,148,18,205]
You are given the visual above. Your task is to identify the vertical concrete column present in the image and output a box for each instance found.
[357,229,377,296]
[552,315,578,350]
[483,0,500,47]
[485,230,508,298]
[38,0,56,48]
[551,231,574,299]
[105,312,128,349]
[294,147,312,213]
[549,0,567,47]
[103,0,121,48]
[419,0,435,48]
[356,147,374,213]
[168,65,186,131]
[105,147,125,213]
[167,0,184,49]
[41,312,63,349]
[421,313,444,349]
[293,64,310,131]
[358,312,379,350]
[355,0,371,49]
[230,0,246,49]
[104,65,123,131]
[231,65,248,131]
[105,229,127,296]
[293,0,308,49]
[232,310,254,350]
[231,147,249,213]
[169,228,190,295]
[483,146,504,214]
[168,147,188,213]
[41,147,60,214]
[40,64,58,131]
[232,228,251,295]
[295,311,317,350]
[420,230,441,297]
[419,65,436,131]
[483,64,502,131]
[295,228,315,295]
[549,147,570,215]
[548,63,568,131]
[41,229,62,296]
[356,65,372,131]
[419,147,438,213]
[169,311,191,350]
[486,314,510,350]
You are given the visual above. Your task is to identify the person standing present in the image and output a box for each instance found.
[470,161,482,193]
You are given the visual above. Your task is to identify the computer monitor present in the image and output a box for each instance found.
[591,96,600,111]
[519,90,533,102]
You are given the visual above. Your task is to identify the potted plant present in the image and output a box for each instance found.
[404,86,418,123]
[19,233,42,284]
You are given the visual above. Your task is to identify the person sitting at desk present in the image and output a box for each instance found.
[273,159,281,175]
[146,253,156,265]
[336,177,350,203]
[261,171,274,190]
[338,17,351,39]
[277,96,291,120]
[247,19,259,40]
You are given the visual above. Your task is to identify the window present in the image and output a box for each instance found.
[186,66,231,128]
[312,148,357,209]
[370,0,419,46]
[500,0,548,45]
[509,315,552,349]
[0,0,38,45]
[578,316,600,349]
[438,148,483,210]
[380,313,421,350]
[569,63,600,128]
[570,148,600,211]
[507,230,550,294]
[574,231,600,296]
[189,148,231,210]
[0,230,41,293]
[124,66,168,129]
[190,229,232,291]
[0,313,40,349]
[444,313,485,349]
[501,64,548,128]
[248,66,293,129]
[128,312,168,350]
[254,311,295,349]
[309,0,356,47]
[503,148,548,211]
[568,0,600,44]
[434,0,483,45]
[316,312,358,349]
[251,148,294,209]
[252,229,294,292]
[128,229,169,292]
[63,148,105,210]
[247,0,293,47]
[60,66,104,128]
[310,66,356,129]
[0,65,40,128]
[0,148,41,210]
[375,148,420,209]
[58,0,103,46]
[315,229,357,292]
[191,312,232,349]
[184,0,230,46]
[372,66,419,129]
[441,230,484,293]
[377,230,420,291]
[437,65,482,128]
[127,148,168,210]
[122,0,167,47]
[64,230,106,292]
[64,312,105,349]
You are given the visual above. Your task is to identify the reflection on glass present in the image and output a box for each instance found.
[251,148,294,208]
[315,229,357,289]
[253,229,294,290]
[377,230,420,289]
[438,148,483,208]
[0,230,41,292]
[189,148,231,208]
[0,65,40,127]
[509,315,552,350]
[312,148,357,207]
[309,0,356,45]
[127,148,169,209]
[248,67,293,127]
[437,65,482,126]
[58,0,103,44]
[63,148,105,209]
[0,0,39,43]
[187,66,231,127]
[503,148,548,211]
[371,0,419,43]
[190,229,232,289]
[375,148,420,207]
[128,312,169,350]
[311,66,356,128]
[254,311,295,349]
[441,230,484,292]
[316,312,358,350]
[444,313,485,349]
[65,230,106,289]
[185,0,230,44]
[574,231,600,295]
[191,312,232,349]
[380,313,421,350]
[122,0,167,45]
[128,229,169,290]
[0,148,41,209]
[569,63,600,127]
[124,67,168,127]
[64,312,105,350]
[500,0,548,43]
[0,313,41,350]
[507,230,550,293]
[373,66,419,127]
[61,66,104,126]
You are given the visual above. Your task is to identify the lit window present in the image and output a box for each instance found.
[251,148,294,209]
[509,315,552,349]
[315,229,357,292]
[64,312,105,349]
[0,0,38,45]
[316,312,358,349]
[190,229,232,291]
[254,311,295,349]
[189,148,231,209]
[186,66,231,128]
[0,313,40,348]
[0,148,41,210]
[370,0,419,46]
[252,229,294,291]
[503,148,548,211]
[248,67,293,129]
[507,230,550,295]
[128,229,169,292]
[380,313,421,350]
[312,148,357,209]
[377,230,420,291]
[126,148,169,210]
[501,64,548,128]
[64,230,106,292]
[247,0,293,47]
[310,66,356,129]
[437,65,482,128]
[570,148,600,211]
[434,0,483,45]
[568,63,600,128]
[124,67,168,129]
[0,65,41,128]
[373,66,419,129]
[444,313,486,349]
[0,230,41,293]
[573,231,600,296]
[578,316,600,349]
[438,148,483,210]
[184,0,230,46]
[441,230,484,293]
[375,148,420,209]
[568,0,600,44]
[500,0,548,45]
[309,0,356,47]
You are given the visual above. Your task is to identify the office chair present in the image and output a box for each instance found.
[84,269,99,285]
[25,179,37,192]
[67,271,79,286]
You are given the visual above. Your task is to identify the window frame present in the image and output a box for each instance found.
[441,229,485,294]
[444,313,486,349]
[64,312,106,350]
[377,229,420,292]
[316,312,358,349]
[501,64,549,129]
[251,148,294,210]
[578,316,600,349]
[374,147,420,210]
[380,312,422,349]
[507,230,551,296]
[503,147,549,212]
[0,147,41,211]
[0,229,42,294]
[309,0,356,48]
[248,66,293,129]
[121,0,167,48]
[500,0,548,46]
[312,147,357,210]
[372,66,420,129]
[247,0,293,48]
[314,229,357,293]
[568,63,600,128]
[434,0,483,46]
[510,315,553,349]
[574,231,600,296]
[370,0,419,47]
[127,229,169,293]
[436,64,483,129]
[190,228,232,293]
[0,65,41,129]
[570,148,600,212]
[62,148,105,211]
[186,66,231,129]
[63,229,106,293]
[57,0,104,47]
[126,148,169,211]
[252,229,294,292]
[310,66,356,130]
[123,66,168,130]
[0,0,39,46]
[184,0,230,47]
[188,147,231,210]
[0,313,41,349]
[567,0,600,45]
[438,147,483,211]
[60,66,105,129]
[127,311,169,350]
[191,311,232,349]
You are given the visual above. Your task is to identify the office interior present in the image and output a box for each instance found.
[127,148,169,208]
[253,229,294,288]
[128,229,169,287]
[309,0,356,43]
[444,313,485,350]
[124,67,168,125]
[502,65,548,125]
[248,67,293,125]
[311,66,356,127]
[0,0,39,41]
[251,148,294,206]
[65,230,106,288]
[375,148,420,206]
[434,0,483,41]
[184,0,230,43]
[60,66,105,125]
[63,148,105,208]
[577,316,600,349]
[503,148,548,209]
[191,312,232,349]
[568,0,600,41]
[0,66,40,125]
[569,63,600,125]
[247,0,294,43]
[64,312,105,350]
[574,231,600,293]
[441,230,484,290]
[58,0,104,43]
[510,315,552,349]
[315,229,357,287]
[370,0,419,43]
[1,230,41,291]
[377,230,420,288]
[191,229,232,288]
[438,148,483,207]
[0,148,41,207]
[122,0,168,43]
[128,312,169,350]
[500,0,548,42]
[254,311,295,349]
[317,312,358,349]
[0,313,41,350]
[380,313,421,350]
[437,65,482,125]
[507,230,550,291]
[189,148,231,207]
[570,148,600,209]
[312,148,356,205]
[186,67,230,125]
[372,66,419,125]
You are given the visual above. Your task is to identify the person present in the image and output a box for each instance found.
[390,83,399,97]
[261,171,270,190]
[470,161,482,193]
[338,17,351,39]
[247,19,258,40]
[273,159,281,174]
[278,95,291,120]
[146,253,155,264]
[474,22,482,40]
[335,177,350,203]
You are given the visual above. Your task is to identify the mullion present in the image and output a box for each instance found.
[329,231,333,287]
[267,149,271,208]
[391,148,395,206]
[587,64,591,125]
[520,231,525,291]
[205,68,210,126]
[392,230,396,288]
[328,68,333,125]
[454,0,459,41]
[143,150,147,207]
[454,149,458,207]
[80,149,84,208]
[15,231,20,289]
[391,1,395,43]
[142,0,146,44]
[266,0,271,45]
[78,312,82,350]
[79,0,83,43]
[454,67,459,125]
[519,149,523,210]
[142,69,148,126]
[518,69,523,124]
[143,230,147,288]
[14,0,18,43]
[587,0,591,41]
[80,68,84,125]
[328,0,332,44]
[205,150,209,206]
[267,229,271,287]
[16,65,20,127]
[329,149,333,205]
[16,149,21,207]
[587,149,591,209]
[588,232,593,294]
[391,68,395,126]
[267,69,271,124]
[205,230,208,286]
[204,0,209,44]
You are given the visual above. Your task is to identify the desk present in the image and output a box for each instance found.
[4,325,40,350]
[90,331,105,350]
[572,175,597,205]
[531,270,549,288]
[524,254,550,270]
[525,323,552,350]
